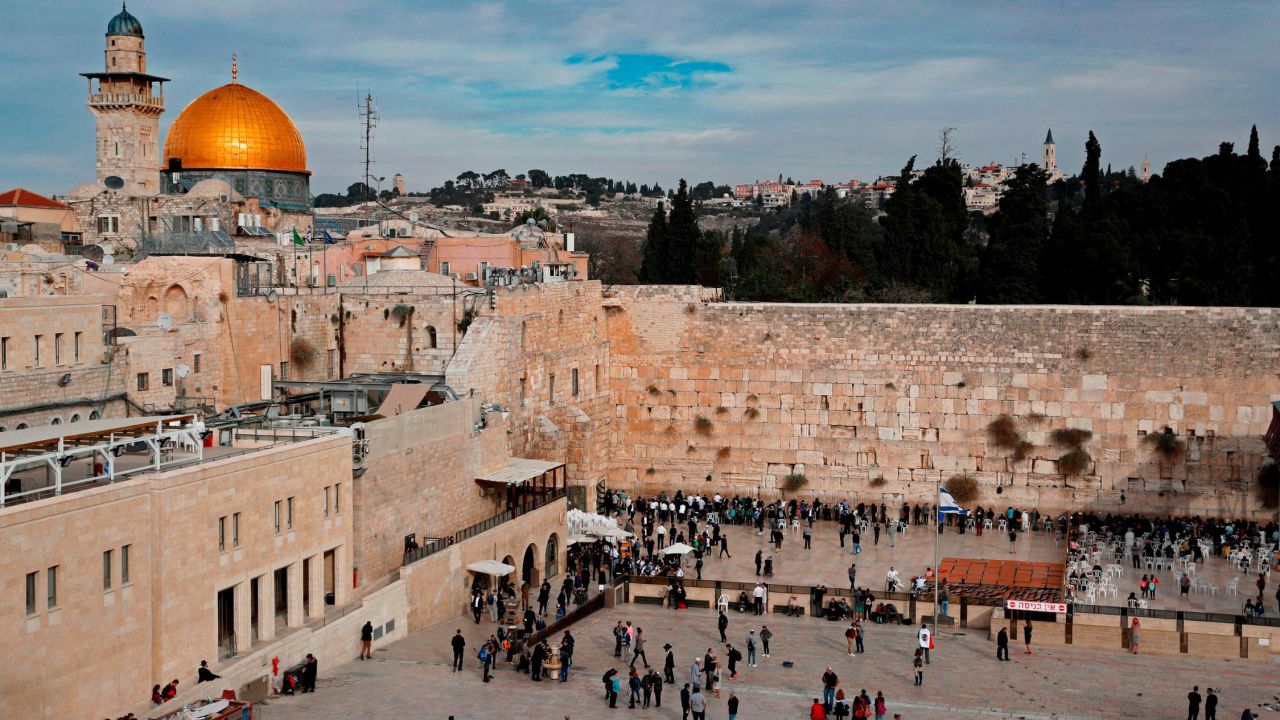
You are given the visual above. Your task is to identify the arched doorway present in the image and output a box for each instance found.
[544,533,560,579]
[522,544,539,588]
[501,555,516,593]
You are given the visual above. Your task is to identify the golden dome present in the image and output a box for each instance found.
[163,82,308,174]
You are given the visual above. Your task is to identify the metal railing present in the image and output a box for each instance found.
[403,487,567,566]
[1070,602,1280,627]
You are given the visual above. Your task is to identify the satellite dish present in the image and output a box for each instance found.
[175,364,190,378]
[266,289,279,303]
[103,176,124,190]
[102,254,115,265]
[156,313,173,330]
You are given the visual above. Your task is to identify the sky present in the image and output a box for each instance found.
[2,1,1278,196]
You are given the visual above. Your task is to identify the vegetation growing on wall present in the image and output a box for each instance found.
[945,474,979,504]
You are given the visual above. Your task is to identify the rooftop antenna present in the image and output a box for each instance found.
[360,92,379,219]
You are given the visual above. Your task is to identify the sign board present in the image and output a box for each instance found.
[1006,599,1067,613]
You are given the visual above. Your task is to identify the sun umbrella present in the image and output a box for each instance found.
[662,542,695,555]
[466,559,516,576]
[567,535,596,545]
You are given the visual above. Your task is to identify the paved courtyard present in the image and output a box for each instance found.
[259,603,1277,720]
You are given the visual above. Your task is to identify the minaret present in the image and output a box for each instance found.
[1140,155,1151,183]
[1042,129,1057,174]
[80,4,167,195]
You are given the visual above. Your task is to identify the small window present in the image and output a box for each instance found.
[89,410,101,420]
[232,513,240,548]
[70,414,81,423]
[97,216,119,235]
[287,497,294,530]
[549,374,556,403]
[274,500,282,533]
[54,333,63,365]
[25,572,37,615]
[74,332,82,363]
[595,363,602,391]
[50,417,61,425]
[440,261,450,276]
[193,352,201,373]
[162,368,173,386]
[121,544,131,584]
[47,565,58,609]
[323,486,330,517]
[136,372,149,391]
[33,335,42,366]
[571,368,579,397]
[1,336,8,370]
[103,549,113,590]
[426,326,437,349]
[334,483,341,514]
[218,516,226,552]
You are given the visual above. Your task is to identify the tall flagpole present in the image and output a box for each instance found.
[934,477,940,636]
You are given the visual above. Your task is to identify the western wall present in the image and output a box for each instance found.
[602,286,1280,518]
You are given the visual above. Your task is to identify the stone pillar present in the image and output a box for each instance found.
[259,574,276,642]
[287,561,305,627]
[333,545,351,607]
[234,581,253,654]
[307,555,324,618]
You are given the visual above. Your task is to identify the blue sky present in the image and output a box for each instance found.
[2,1,1278,196]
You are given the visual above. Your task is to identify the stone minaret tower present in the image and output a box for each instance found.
[1141,155,1151,183]
[81,4,167,195]
[1042,129,1056,173]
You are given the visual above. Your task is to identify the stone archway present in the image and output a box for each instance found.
[162,284,189,320]
[522,544,539,588]
[544,533,560,579]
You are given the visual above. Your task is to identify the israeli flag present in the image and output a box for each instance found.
[938,488,967,521]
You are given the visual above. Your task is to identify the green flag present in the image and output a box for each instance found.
[292,228,305,246]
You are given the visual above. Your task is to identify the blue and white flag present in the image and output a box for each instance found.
[938,488,967,521]
[322,230,336,244]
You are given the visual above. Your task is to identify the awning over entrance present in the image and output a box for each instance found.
[476,458,563,487]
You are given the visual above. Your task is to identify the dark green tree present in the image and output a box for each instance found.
[977,164,1050,303]
[1248,125,1261,160]
[878,157,972,300]
[665,179,704,284]
[1083,131,1102,204]
[639,203,669,283]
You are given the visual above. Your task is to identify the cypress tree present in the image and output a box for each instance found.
[1083,131,1102,204]
[1271,146,1280,174]
[639,203,669,283]
[1248,124,1261,160]
[665,180,702,284]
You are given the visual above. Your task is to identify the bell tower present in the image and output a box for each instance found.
[81,4,167,195]
[1042,128,1057,174]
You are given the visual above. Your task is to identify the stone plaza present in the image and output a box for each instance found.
[259,602,1278,720]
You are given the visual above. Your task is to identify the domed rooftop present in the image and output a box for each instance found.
[107,4,143,37]
[163,81,308,174]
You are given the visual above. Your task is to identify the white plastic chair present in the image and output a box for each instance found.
[998,519,1008,532]
[983,518,993,530]
[1226,578,1239,596]
[717,594,730,613]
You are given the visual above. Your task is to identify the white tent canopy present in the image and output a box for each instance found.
[467,560,516,576]
[568,508,631,538]
[662,542,695,555]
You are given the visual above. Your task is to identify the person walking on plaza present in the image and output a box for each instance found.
[845,623,857,655]
[873,523,881,545]
[1187,685,1202,720]
[804,524,813,549]
[719,535,731,559]
[664,643,676,683]
[1023,621,1033,655]
[996,627,1009,661]
[755,549,763,576]
[917,622,931,664]
[450,629,466,671]
[848,563,857,590]
[680,683,691,720]
[728,691,740,720]
[649,668,664,707]
[690,685,708,720]
[1130,618,1141,654]
[690,657,702,687]
[471,590,484,624]
[746,630,758,667]
[359,621,373,660]
[821,667,839,710]
[854,619,865,654]
[614,621,626,658]
[874,690,887,720]
[761,625,773,657]
[538,580,551,616]
[719,609,730,642]
[632,628,649,668]
[301,654,318,693]
[726,643,742,678]
[753,583,765,615]
[912,649,924,686]
[603,669,619,708]
[1205,687,1217,720]
[627,668,641,708]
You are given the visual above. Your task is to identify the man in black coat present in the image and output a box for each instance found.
[450,629,466,671]
[538,581,552,615]
[301,654,318,693]
[663,643,676,683]
[680,683,691,720]
[530,642,546,681]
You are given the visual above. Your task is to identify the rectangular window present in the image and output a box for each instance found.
[148,216,158,233]
[97,216,119,234]
[136,372,149,391]
[519,375,526,401]
[25,572,37,615]
[1,337,8,371]
[121,544,130,584]
[549,374,556,403]
[74,332,82,363]
[571,368,579,397]
[280,361,289,381]
[103,549,113,590]
[323,486,330,517]
[287,497,294,530]
[218,515,226,552]
[334,483,341,514]
[162,368,173,386]
[193,352,201,373]
[54,333,63,365]
[232,513,240,548]
[47,565,57,609]
[440,261,450,276]
[595,363,602,391]
[33,335,41,367]
[274,501,282,533]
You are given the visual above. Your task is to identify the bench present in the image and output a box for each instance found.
[684,599,711,609]
[634,595,664,605]
[772,604,805,616]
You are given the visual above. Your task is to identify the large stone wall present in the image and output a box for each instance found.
[447,281,613,501]
[605,290,1280,518]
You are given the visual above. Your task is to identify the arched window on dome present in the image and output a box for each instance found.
[89,411,101,421]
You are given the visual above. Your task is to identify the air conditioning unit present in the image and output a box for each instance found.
[449,272,459,280]
[464,272,478,281]
[4,243,18,251]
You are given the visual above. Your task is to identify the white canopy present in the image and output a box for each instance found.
[662,542,695,555]
[467,560,516,576]
[566,535,596,545]
[568,508,632,539]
